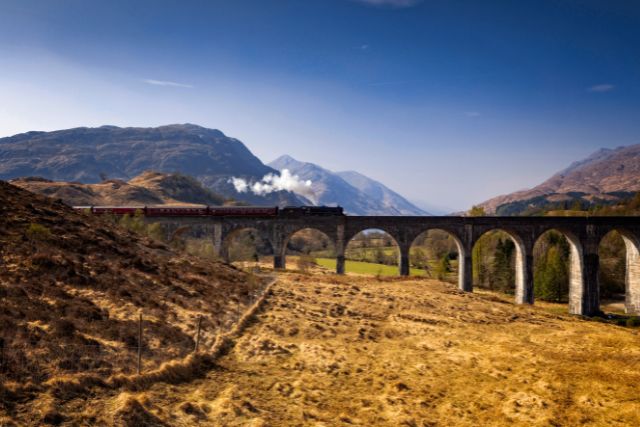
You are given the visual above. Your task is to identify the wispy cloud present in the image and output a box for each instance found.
[352,0,422,8]
[359,44,370,50]
[465,111,481,117]
[142,79,193,88]
[587,83,614,93]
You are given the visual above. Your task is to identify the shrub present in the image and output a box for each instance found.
[296,254,317,272]
[26,223,51,241]
[626,317,640,327]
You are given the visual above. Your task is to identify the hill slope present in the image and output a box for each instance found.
[477,144,640,214]
[67,272,640,426]
[0,180,266,425]
[10,171,228,206]
[0,124,302,206]
[269,155,428,215]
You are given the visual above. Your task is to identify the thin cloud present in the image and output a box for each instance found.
[465,111,481,117]
[142,79,193,88]
[359,44,370,50]
[587,83,614,93]
[352,0,422,8]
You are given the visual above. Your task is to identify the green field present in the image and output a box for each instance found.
[315,257,428,276]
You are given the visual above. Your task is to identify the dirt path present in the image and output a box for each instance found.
[74,273,640,426]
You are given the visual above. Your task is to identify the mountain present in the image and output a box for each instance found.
[477,144,640,215]
[0,124,302,206]
[10,171,229,206]
[335,170,429,216]
[269,155,428,215]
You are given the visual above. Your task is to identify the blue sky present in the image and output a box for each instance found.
[1,0,639,212]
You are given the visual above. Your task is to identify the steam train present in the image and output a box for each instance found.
[72,205,344,217]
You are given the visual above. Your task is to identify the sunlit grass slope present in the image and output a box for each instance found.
[69,273,640,426]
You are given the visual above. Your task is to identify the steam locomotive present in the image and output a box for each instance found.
[72,205,344,217]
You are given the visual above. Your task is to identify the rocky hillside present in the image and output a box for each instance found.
[269,155,428,216]
[477,144,640,215]
[0,124,302,206]
[0,180,266,425]
[10,171,228,206]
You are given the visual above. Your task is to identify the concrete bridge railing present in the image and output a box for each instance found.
[149,215,640,317]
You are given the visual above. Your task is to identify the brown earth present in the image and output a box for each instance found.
[62,272,640,426]
[0,181,268,425]
[10,170,227,207]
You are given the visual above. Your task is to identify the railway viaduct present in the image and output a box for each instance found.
[148,215,640,317]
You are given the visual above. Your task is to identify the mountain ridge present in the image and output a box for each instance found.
[269,155,428,216]
[0,124,303,207]
[477,144,640,215]
[1,124,432,215]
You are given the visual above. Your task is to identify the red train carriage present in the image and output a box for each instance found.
[145,206,209,216]
[209,206,279,217]
[72,205,280,217]
[72,205,343,217]
[89,206,143,215]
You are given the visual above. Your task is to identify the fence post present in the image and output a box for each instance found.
[137,312,143,375]
[194,315,202,353]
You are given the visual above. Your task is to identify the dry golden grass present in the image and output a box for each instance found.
[0,181,271,425]
[59,272,640,426]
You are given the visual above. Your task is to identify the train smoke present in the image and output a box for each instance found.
[229,169,316,202]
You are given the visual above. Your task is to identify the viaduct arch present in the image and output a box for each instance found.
[146,215,640,317]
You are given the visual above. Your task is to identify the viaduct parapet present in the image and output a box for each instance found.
[148,215,640,317]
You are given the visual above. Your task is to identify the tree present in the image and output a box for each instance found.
[598,231,626,298]
[472,236,489,287]
[435,254,451,281]
[229,230,259,262]
[570,199,583,211]
[468,206,486,217]
[410,247,428,270]
[492,238,515,292]
[534,232,570,302]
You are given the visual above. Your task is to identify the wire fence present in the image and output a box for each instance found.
[0,287,267,384]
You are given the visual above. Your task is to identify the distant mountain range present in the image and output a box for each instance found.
[477,144,640,215]
[0,124,428,215]
[10,171,228,207]
[269,155,428,216]
[0,124,301,206]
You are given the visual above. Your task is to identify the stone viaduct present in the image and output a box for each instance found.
[149,215,640,317]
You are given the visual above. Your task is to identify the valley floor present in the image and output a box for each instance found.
[66,271,640,426]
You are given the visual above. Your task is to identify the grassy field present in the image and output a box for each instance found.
[315,257,428,276]
[338,246,459,281]
[70,273,640,426]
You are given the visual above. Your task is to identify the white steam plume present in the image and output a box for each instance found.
[229,169,316,203]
